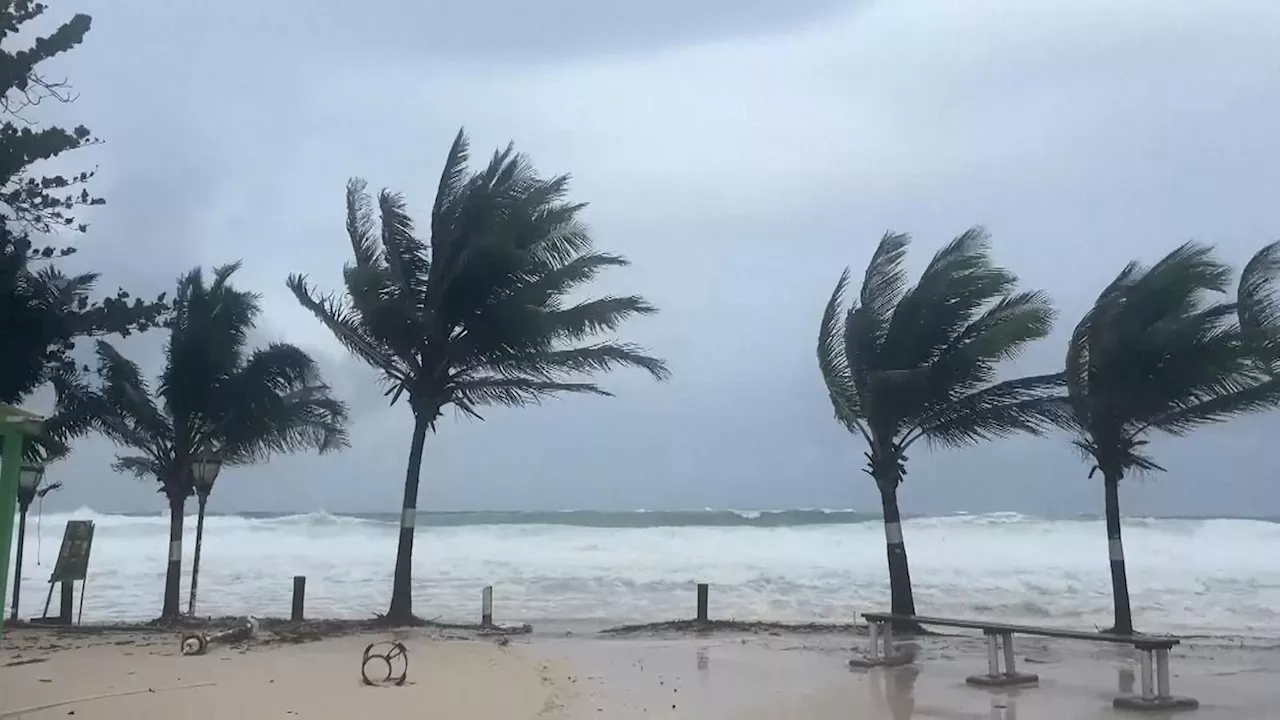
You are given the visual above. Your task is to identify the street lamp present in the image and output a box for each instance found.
[187,452,223,616]
[191,453,223,497]
[10,462,49,621]
[18,463,45,506]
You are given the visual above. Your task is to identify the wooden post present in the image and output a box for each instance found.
[57,580,73,624]
[291,576,306,623]
[696,583,709,623]
[481,585,493,627]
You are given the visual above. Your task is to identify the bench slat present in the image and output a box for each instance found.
[862,613,1180,649]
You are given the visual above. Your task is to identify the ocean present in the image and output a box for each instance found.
[6,509,1279,637]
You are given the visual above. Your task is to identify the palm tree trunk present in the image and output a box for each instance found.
[878,485,919,626]
[1103,473,1134,634]
[9,506,28,621]
[187,493,209,617]
[161,493,186,621]
[386,414,429,623]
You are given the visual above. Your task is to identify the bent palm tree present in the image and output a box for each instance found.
[67,263,348,620]
[817,228,1065,629]
[289,130,669,624]
[1062,242,1280,634]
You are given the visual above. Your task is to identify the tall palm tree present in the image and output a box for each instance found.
[288,129,669,624]
[66,263,349,620]
[1061,242,1280,634]
[816,228,1065,629]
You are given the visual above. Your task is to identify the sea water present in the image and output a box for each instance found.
[6,509,1279,636]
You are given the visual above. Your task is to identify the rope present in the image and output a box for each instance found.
[0,681,216,718]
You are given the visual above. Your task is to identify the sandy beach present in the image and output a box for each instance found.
[3,625,1278,719]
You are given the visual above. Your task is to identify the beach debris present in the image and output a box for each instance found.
[180,617,260,656]
[0,682,216,718]
[361,641,409,687]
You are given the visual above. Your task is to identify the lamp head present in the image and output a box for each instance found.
[191,452,223,491]
[18,462,45,491]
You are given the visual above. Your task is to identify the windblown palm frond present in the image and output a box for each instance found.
[816,227,1063,483]
[58,264,350,497]
[289,127,669,424]
[1064,241,1280,479]
[1239,241,1280,373]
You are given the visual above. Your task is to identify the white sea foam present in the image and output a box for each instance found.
[7,510,1279,636]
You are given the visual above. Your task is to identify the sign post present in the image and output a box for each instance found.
[37,520,95,625]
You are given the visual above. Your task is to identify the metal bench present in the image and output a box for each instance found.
[854,612,1198,712]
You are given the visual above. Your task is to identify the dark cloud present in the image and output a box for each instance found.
[88,0,857,65]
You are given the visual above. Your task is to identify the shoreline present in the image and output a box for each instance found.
[5,624,1279,719]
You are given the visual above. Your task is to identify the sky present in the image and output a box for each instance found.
[18,0,1280,516]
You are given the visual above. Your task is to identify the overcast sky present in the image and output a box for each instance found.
[22,0,1280,517]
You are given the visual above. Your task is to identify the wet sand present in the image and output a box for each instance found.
[540,632,1280,719]
[3,626,1278,718]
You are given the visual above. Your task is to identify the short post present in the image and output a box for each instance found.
[986,634,1000,676]
[695,583,709,623]
[291,576,306,623]
[481,585,493,628]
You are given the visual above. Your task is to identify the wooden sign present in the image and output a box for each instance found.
[49,520,94,583]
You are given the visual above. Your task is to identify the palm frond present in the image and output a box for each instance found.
[474,342,669,382]
[345,178,382,270]
[286,273,412,385]
[112,454,166,482]
[451,376,610,420]
[880,226,1016,372]
[377,189,431,312]
[816,269,866,437]
[92,340,172,451]
[295,134,666,422]
[1147,374,1280,435]
[911,373,1071,448]
[1065,242,1272,477]
[819,228,1059,458]
[856,232,910,354]
[219,343,350,463]
[431,128,470,253]
[1239,241,1280,372]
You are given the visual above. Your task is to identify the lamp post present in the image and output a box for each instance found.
[187,452,223,617]
[1,404,44,641]
[9,462,50,621]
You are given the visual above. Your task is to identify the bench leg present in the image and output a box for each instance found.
[848,620,913,669]
[966,633,1038,688]
[1113,647,1200,712]
[1155,648,1170,698]
[987,634,1000,676]
[1141,650,1155,700]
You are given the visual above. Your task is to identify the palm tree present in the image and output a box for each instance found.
[1061,242,1280,634]
[816,228,1065,629]
[288,129,669,624]
[67,263,349,620]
